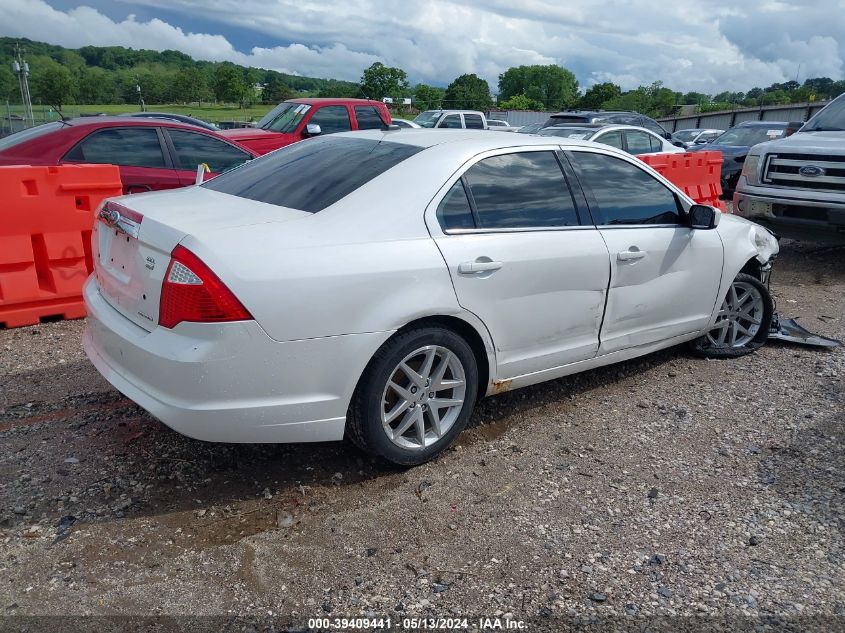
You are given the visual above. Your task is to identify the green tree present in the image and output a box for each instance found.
[0,65,16,102]
[681,91,710,105]
[579,82,621,109]
[77,67,116,103]
[263,74,293,102]
[173,66,209,104]
[32,61,75,112]
[213,63,246,103]
[498,64,578,110]
[498,93,544,110]
[412,84,445,110]
[359,62,409,101]
[443,73,492,110]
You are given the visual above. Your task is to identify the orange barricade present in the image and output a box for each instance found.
[638,151,727,212]
[0,165,122,328]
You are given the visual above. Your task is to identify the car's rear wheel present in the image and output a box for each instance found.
[347,326,478,466]
[689,272,773,358]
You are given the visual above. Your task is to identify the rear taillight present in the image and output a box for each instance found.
[159,245,252,329]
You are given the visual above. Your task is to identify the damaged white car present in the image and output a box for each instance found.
[83,130,779,465]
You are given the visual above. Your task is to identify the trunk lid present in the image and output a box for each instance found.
[92,186,309,331]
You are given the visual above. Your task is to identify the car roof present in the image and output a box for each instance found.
[736,120,787,127]
[287,97,385,106]
[335,128,614,152]
[64,116,215,130]
[548,110,635,117]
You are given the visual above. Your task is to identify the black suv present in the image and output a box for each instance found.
[544,110,672,139]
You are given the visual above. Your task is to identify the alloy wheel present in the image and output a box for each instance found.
[706,281,765,348]
[380,345,467,450]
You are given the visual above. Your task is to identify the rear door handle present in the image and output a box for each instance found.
[617,250,647,262]
[458,260,503,274]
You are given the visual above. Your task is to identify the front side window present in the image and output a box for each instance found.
[436,180,475,231]
[309,106,352,135]
[64,127,166,168]
[167,130,251,173]
[464,114,484,129]
[354,106,385,130]
[572,151,681,225]
[463,151,579,229]
[203,136,422,212]
[624,130,655,155]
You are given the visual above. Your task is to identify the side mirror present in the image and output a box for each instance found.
[689,204,718,230]
[304,123,322,137]
[672,140,686,148]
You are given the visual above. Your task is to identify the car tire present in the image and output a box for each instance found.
[689,272,773,359]
[347,326,479,466]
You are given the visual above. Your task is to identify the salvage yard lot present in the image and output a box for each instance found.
[0,241,843,626]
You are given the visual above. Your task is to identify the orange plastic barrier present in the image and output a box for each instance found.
[639,151,727,211]
[0,165,122,328]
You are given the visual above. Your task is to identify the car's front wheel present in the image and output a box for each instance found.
[347,326,479,466]
[690,272,773,358]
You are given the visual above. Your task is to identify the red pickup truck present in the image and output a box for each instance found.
[218,98,392,155]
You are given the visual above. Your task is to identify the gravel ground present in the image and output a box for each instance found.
[0,241,843,632]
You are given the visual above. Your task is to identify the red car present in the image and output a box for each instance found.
[0,117,257,194]
[218,98,392,155]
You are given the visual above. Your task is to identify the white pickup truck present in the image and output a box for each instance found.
[733,93,845,244]
[412,110,488,130]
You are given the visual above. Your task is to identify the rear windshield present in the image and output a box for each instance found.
[0,122,64,151]
[202,136,422,212]
[544,115,589,127]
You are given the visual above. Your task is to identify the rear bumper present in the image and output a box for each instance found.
[82,277,393,443]
[732,190,845,244]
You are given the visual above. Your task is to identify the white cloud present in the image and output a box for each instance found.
[2,0,843,92]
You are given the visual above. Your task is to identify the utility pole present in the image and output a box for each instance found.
[136,83,145,112]
[11,43,34,126]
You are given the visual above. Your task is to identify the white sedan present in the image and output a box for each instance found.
[539,124,685,155]
[83,130,779,466]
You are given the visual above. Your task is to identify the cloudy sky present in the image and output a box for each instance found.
[2,0,844,93]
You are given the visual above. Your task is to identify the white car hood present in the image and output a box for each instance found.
[753,130,845,153]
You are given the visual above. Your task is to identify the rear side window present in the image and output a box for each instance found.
[572,151,681,225]
[167,129,251,172]
[203,136,422,212]
[64,127,166,168]
[436,180,475,231]
[354,106,385,130]
[464,151,580,229]
[464,114,484,129]
[309,106,351,134]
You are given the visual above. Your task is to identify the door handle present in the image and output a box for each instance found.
[617,249,647,262]
[458,260,503,274]
[126,184,152,194]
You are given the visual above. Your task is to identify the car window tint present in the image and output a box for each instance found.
[440,114,462,129]
[464,151,579,228]
[436,180,475,231]
[168,129,250,173]
[203,136,422,212]
[594,130,623,149]
[573,151,681,225]
[640,117,668,136]
[354,106,385,130]
[65,127,165,168]
[625,131,654,155]
[648,134,663,152]
[309,106,351,134]
[464,114,484,129]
